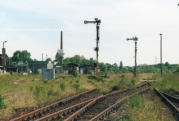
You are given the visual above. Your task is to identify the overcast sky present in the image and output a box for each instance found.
[0,0,179,66]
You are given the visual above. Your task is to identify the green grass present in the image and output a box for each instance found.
[0,73,136,120]
[121,73,179,121]
[152,74,179,91]
[0,94,6,109]
[1,72,177,120]
[123,93,175,121]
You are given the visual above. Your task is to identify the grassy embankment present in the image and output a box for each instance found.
[122,73,179,121]
[151,74,179,91]
[123,93,175,121]
[0,73,136,119]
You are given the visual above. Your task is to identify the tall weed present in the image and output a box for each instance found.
[0,94,6,109]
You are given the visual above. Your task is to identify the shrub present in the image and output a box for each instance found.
[34,86,44,96]
[96,76,105,82]
[131,78,138,85]
[102,90,111,95]
[42,79,48,84]
[60,82,65,91]
[73,83,80,90]
[174,66,179,73]
[48,89,54,96]
[72,70,78,77]
[76,80,79,83]
[0,94,6,109]
[112,84,121,91]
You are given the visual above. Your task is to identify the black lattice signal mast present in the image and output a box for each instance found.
[126,37,138,77]
[84,18,101,76]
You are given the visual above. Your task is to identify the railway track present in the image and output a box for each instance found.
[154,88,179,119]
[64,82,150,121]
[10,82,150,121]
[35,98,96,121]
[10,89,101,121]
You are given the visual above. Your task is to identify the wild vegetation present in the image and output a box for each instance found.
[122,93,175,121]
[0,70,178,120]
[122,68,179,121]
[0,73,136,120]
[151,66,179,91]
[152,74,179,91]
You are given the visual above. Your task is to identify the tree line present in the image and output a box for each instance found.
[10,50,179,74]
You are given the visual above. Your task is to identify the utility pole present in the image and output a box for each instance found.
[84,18,101,76]
[160,33,163,76]
[127,37,138,77]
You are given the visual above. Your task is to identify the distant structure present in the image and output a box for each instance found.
[56,31,64,66]
[60,31,64,65]
[2,41,7,68]
[55,31,64,73]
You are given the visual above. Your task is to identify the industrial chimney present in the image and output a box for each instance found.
[60,31,64,65]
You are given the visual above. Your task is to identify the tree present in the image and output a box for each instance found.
[45,58,52,63]
[174,66,179,73]
[112,63,119,73]
[99,62,107,72]
[12,50,32,63]
[165,62,169,67]
[119,61,123,70]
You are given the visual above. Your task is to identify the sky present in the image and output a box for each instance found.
[0,0,179,66]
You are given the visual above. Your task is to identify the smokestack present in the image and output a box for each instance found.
[60,31,63,50]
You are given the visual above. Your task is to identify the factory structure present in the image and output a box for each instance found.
[0,30,95,76]
[55,31,64,73]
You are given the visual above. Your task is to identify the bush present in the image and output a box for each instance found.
[174,66,179,73]
[0,94,6,109]
[102,90,111,95]
[73,83,80,90]
[60,82,65,91]
[34,86,44,96]
[131,78,138,85]
[48,89,54,96]
[112,84,121,91]
[43,79,48,84]
[96,76,105,82]
[72,70,78,77]
[76,80,79,83]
